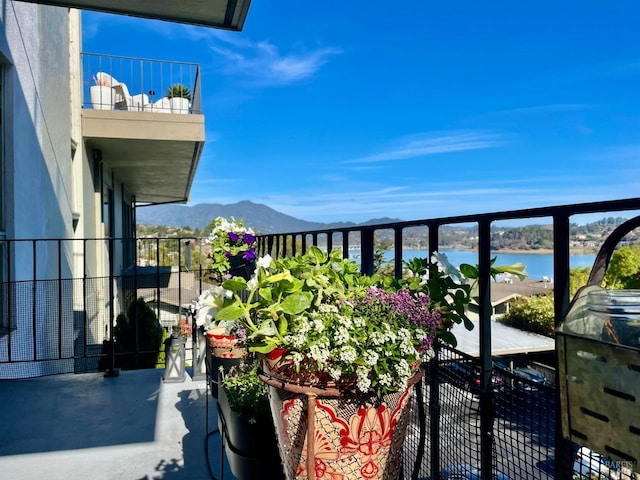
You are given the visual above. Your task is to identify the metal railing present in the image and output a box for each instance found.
[81,52,202,114]
[0,236,214,378]
[255,197,640,480]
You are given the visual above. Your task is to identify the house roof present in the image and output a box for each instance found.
[478,279,554,306]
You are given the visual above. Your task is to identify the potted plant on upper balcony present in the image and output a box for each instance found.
[167,83,191,114]
[90,74,115,110]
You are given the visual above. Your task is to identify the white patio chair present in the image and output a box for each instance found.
[112,83,150,112]
[145,97,172,113]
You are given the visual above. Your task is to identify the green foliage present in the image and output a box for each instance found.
[604,246,640,289]
[373,240,394,277]
[500,293,555,337]
[399,254,527,347]
[220,360,270,419]
[166,83,191,100]
[570,266,591,299]
[99,298,165,371]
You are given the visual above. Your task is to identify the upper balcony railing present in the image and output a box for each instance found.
[81,53,202,114]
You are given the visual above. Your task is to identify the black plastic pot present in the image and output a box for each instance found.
[217,383,285,480]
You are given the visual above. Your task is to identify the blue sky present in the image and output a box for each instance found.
[82,1,640,224]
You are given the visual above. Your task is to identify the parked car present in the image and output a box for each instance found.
[573,446,640,479]
[492,356,550,392]
[440,359,504,394]
[439,463,511,479]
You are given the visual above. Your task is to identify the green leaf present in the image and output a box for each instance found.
[280,292,312,315]
[215,303,245,322]
[459,263,478,279]
[308,246,326,264]
[491,263,528,281]
[221,277,248,292]
[439,330,458,347]
[249,342,277,354]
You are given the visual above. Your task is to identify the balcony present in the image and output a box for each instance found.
[81,53,205,204]
[18,0,251,30]
[1,199,640,479]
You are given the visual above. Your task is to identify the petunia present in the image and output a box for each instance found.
[242,233,255,245]
[227,231,239,243]
[243,248,256,261]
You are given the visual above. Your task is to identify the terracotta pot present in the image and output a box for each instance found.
[259,369,423,480]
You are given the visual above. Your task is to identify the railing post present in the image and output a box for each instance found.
[428,344,441,480]
[342,232,349,260]
[104,236,120,377]
[553,213,571,479]
[32,241,37,361]
[394,227,403,279]
[326,232,333,254]
[478,219,494,480]
[360,228,375,276]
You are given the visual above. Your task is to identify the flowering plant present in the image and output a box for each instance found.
[216,247,440,396]
[206,216,257,283]
[192,285,234,332]
[171,315,192,338]
[220,360,270,421]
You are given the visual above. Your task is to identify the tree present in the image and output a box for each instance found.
[569,266,591,299]
[604,246,640,289]
[500,293,555,337]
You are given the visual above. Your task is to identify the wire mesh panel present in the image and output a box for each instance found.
[401,344,573,480]
[493,366,556,479]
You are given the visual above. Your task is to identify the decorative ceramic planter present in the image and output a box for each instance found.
[90,85,114,110]
[205,327,245,398]
[259,368,423,480]
[169,97,190,114]
[206,328,246,359]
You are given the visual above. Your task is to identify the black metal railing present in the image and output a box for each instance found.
[255,198,640,480]
[81,52,201,114]
[0,236,215,378]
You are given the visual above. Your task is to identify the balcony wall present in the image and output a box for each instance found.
[81,53,205,204]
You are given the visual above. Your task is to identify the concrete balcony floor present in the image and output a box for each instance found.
[0,369,232,480]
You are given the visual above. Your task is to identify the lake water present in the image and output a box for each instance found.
[351,249,597,281]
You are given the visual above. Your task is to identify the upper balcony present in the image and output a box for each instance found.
[81,53,205,204]
[19,0,251,30]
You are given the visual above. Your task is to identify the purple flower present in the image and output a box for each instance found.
[227,232,239,243]
[224,250,233,258]
[243,248,256,261]
[242,233,255,245]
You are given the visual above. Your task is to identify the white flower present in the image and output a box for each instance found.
[431,251,464,281]
[247,276,258,291]
[194,286,231,327]
[256,254,272,269]
[363,350,379,366]
[356,366,371,392]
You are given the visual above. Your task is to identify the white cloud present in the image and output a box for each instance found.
[183,27,340,87]
[344,131,505,164]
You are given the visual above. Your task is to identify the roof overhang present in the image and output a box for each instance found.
[17,0,251,30]
[82,109,205,204]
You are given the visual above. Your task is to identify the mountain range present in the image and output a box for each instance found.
[135,201,401,234]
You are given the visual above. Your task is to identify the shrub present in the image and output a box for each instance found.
[99,298,165,371]
[500,293,555,337]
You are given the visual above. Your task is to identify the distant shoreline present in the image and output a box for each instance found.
[400,247,598,255]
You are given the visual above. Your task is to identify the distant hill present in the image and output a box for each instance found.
[135,200,403,234]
